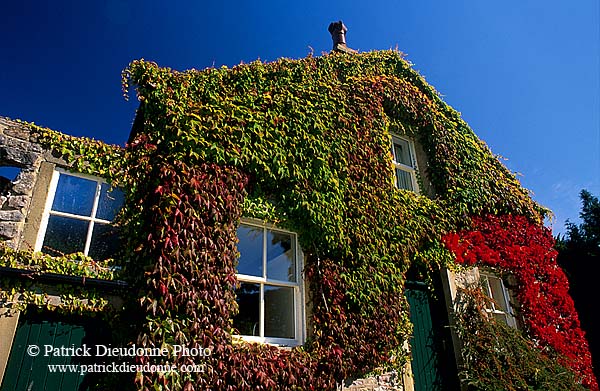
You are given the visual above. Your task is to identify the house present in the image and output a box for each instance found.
[0,30,597,390]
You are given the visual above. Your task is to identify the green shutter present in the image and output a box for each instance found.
[1,315,86,391]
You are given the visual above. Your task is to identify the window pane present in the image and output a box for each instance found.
[488,276,509,312]
[264,285,295,339]
[237,224,263,277]
[266,231,296,282]
[233,283,260,336]
[396,168,414,191]
[96,183,125,221]
[52,174,96,216]
[393,138,412,167]
[88,223,121,260]
[42,216,88,256]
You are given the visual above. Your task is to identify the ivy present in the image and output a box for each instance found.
[1,49,592,390]
[116,50,553,390]
[0,245,119,280]
[455,287,588,391]
[33,124,126,182]
[443,215,597,390]
[0,278,114,317]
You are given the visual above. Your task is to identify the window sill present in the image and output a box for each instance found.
[231,334,301,349]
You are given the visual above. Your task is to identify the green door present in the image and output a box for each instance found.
[405,281,445,391]
[2,313,90,391]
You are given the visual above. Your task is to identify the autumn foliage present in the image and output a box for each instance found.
[443,215,598,390]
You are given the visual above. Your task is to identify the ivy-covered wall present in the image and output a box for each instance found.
[1,49,596,390]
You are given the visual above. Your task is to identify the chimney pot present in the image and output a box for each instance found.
[328,21,357,54]
[328,21,347,47]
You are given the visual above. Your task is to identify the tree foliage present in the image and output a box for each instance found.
[557,190,600,384]
[558,190,600,255]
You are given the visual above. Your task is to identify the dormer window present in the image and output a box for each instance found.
[391,135,418,192]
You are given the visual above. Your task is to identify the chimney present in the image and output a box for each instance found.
[328,21,357,54]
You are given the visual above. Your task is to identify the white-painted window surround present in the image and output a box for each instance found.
[35,169,124,260]
[234,221,305,346]
[480,271,517,328]
[391,135,418,192]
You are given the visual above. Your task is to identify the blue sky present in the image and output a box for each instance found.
[1,0,598,235]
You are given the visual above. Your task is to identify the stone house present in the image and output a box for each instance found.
[0,44,596,390]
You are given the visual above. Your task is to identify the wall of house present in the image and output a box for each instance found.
[0,118,75,385]
[0,118,70,254]
[0,118,43,384]
[0,118,46,249]
[0,309,19,383]
[440,266,479,391]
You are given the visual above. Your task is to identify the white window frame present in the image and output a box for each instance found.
[234,220,305,347]
[35,168,118,257]
[390,134,419,192]
[479,270,517,328]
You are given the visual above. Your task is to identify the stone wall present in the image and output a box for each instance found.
[0,117,44,249]
[340,369,413,391]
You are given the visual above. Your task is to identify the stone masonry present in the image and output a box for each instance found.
[340,369,413,391]
[0,117,44,249]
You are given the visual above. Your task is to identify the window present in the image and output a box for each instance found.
[480,271,517,328]
[36,170,124,260]
[391,135,418,191]
[233,222,304,346]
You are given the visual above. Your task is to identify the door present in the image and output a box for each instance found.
[405,281,455,391]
